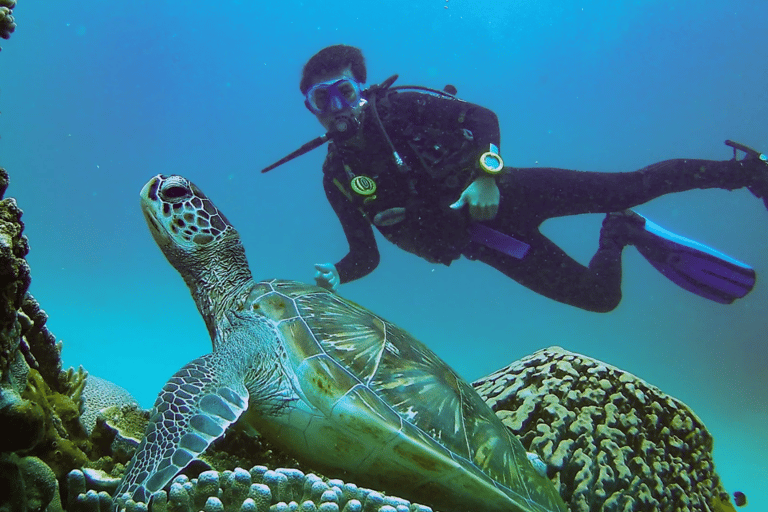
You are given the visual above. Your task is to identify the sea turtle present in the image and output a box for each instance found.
[114,174,567,512]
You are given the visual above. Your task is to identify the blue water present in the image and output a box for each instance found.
[2,0,766,508]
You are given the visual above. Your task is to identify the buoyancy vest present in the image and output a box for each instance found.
[325,86,485,264]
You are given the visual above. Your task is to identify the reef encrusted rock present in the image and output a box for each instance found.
[473,346,735,512]
[0,167,92,510]
[0,168,30,377]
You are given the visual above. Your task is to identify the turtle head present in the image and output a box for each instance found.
[140,175,253,331]
[140,174,235,255]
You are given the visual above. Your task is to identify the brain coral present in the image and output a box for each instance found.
[80,375,138,436]
[472,346,736,512]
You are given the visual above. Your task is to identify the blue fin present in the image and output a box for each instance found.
[630,213,756,304]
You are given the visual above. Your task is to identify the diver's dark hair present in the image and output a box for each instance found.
[300,45,367,94]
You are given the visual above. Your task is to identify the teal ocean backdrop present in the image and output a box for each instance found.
[2,0,766,508]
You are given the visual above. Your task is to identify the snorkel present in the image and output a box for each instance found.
[259,112,358,174]
[260,75,400,174]
[259,109,363,174]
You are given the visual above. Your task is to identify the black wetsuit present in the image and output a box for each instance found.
[322,87,755,312]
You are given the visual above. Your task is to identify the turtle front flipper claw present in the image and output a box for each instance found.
[113,355,250,507]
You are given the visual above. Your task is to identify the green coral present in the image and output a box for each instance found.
[20,368,90,479]
[711,495,738,512]
[0,388,45,452]
[0,453,63,512]
[0,0,16,46]
[80,376,138,436]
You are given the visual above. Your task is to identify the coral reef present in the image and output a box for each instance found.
[0,0,16,48]
[88,403,148,467]
[66,466,435,512]
[0,164,740,512]
[0,168,93,510]
[0,453,64,512]
[20,292,66,389]
[0,167,30,380]
[80,376,138,436]
[472,346,738,512]
[20,366,91,478]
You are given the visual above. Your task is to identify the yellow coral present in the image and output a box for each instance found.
[711,495,738,512]
[20,368,90,478]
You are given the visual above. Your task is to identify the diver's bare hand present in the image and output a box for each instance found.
[314,263,340,292]
[449,175,500,221]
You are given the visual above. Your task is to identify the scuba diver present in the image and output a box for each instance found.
[261,44,767,312]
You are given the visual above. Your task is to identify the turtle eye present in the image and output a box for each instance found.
[163,185,191,201]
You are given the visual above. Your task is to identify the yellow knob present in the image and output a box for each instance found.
[350,176,377,196]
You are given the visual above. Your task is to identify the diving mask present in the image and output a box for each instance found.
[304,78,364,115]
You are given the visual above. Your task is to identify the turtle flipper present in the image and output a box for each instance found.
[114,354,250,506]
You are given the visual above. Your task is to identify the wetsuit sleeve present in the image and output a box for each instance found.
[452,98,501,151]
[322,162,380,283]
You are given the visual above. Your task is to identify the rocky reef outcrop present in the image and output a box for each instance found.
[0,167,94,512]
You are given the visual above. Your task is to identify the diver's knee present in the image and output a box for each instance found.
[587,293,621,313]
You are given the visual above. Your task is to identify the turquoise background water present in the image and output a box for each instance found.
[2,0,766,508]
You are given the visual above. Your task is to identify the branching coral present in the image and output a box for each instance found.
[20,367,91,478]
[21,293,66,390]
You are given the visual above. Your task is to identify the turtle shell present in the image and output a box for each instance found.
[242,279,566,512]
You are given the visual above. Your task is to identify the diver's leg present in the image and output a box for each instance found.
[467,155,766,311]
[635,157,766,197]
[501,157,765,220]
[464,231,625,313]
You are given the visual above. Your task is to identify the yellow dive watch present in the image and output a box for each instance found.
[478,144,504,175]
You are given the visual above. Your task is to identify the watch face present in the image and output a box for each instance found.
[480,152,504,174]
